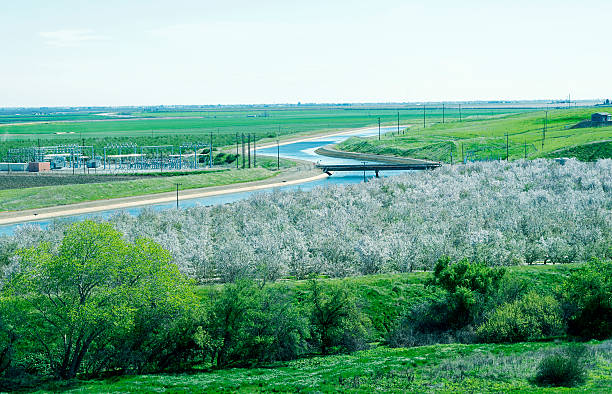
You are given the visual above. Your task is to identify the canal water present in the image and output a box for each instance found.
[0,126,403,235]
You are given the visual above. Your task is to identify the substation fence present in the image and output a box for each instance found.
[4,131,291,173]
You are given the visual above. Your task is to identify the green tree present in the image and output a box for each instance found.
[206,280,306,368]
[309,280,368,355]
[1,220,195,379]
[563,259,612,339]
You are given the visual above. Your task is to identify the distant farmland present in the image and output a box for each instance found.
[0,105,539,159]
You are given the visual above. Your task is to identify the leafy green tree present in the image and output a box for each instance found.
[309,280,368,355]
[0,315,16,376]
[1,220,196,379]
[563,259,612,339]
[206,280,306,368]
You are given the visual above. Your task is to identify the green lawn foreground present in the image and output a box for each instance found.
[0,168,278,212]
[62,341,612,393]
[337,107,612,162]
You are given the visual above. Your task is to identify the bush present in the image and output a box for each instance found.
[387,257,507,347]
[563,259,612,339]
[429,257,506,326]
[477,291,563,343]
[534,345,587,387]
[386,296,456,347]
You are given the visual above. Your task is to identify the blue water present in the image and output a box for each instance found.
[0,126,404,236]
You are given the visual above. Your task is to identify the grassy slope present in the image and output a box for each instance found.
[61,264,612,393]
[0,168,277,212]
[337,107,612,162]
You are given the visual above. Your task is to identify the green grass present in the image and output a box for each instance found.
[57,341,612,393]
[337,107,612,162]
[0,168,278,211]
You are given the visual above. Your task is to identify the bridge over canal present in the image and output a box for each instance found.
[316,163,441,177]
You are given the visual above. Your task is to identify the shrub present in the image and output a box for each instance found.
[430,257,506,326]
[563,259,612,339]
[534,345,587,387]
[387,258,507,347]
[477,291,563,343]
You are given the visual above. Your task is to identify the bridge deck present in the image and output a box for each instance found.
[316,163,441,172]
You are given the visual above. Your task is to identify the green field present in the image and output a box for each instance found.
[28,263,611,393]
[0,167,278,212]
[337,107,612,162]
[0,106,537,160]
[59,341,611,393]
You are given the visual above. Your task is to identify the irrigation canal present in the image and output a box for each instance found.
[0,126,417,236]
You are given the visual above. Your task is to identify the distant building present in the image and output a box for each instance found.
[591,112,612,123]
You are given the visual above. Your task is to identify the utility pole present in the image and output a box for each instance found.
[506,133,509,161]
[542,111,547,150]
[210,131,213,168]
[82,138,86,174]
[442,103,445,124]
[378,117,381,140]
[247,134,251,168]
[236,132,239,169]
[253,134,256,167]
[524,139,527,159]
[397,111,400,136]
[450,146,453,165]
[459,104,462,122]
[175,183,182,209]
[277,135,280,171]
[242,133,245,169]
[423,104,426,128]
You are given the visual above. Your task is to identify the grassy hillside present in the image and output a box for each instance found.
[337,107,612,162]
[38,263,611,393]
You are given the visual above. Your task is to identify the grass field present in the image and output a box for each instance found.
[35,263,611,393]
[0,167,278,212]
[337,107,612,162]
[0,106,537,159]
[59,341,612,393]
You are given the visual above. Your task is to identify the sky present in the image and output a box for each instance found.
[1,0,611,107]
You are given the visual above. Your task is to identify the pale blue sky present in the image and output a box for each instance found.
[1,0,610,107]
